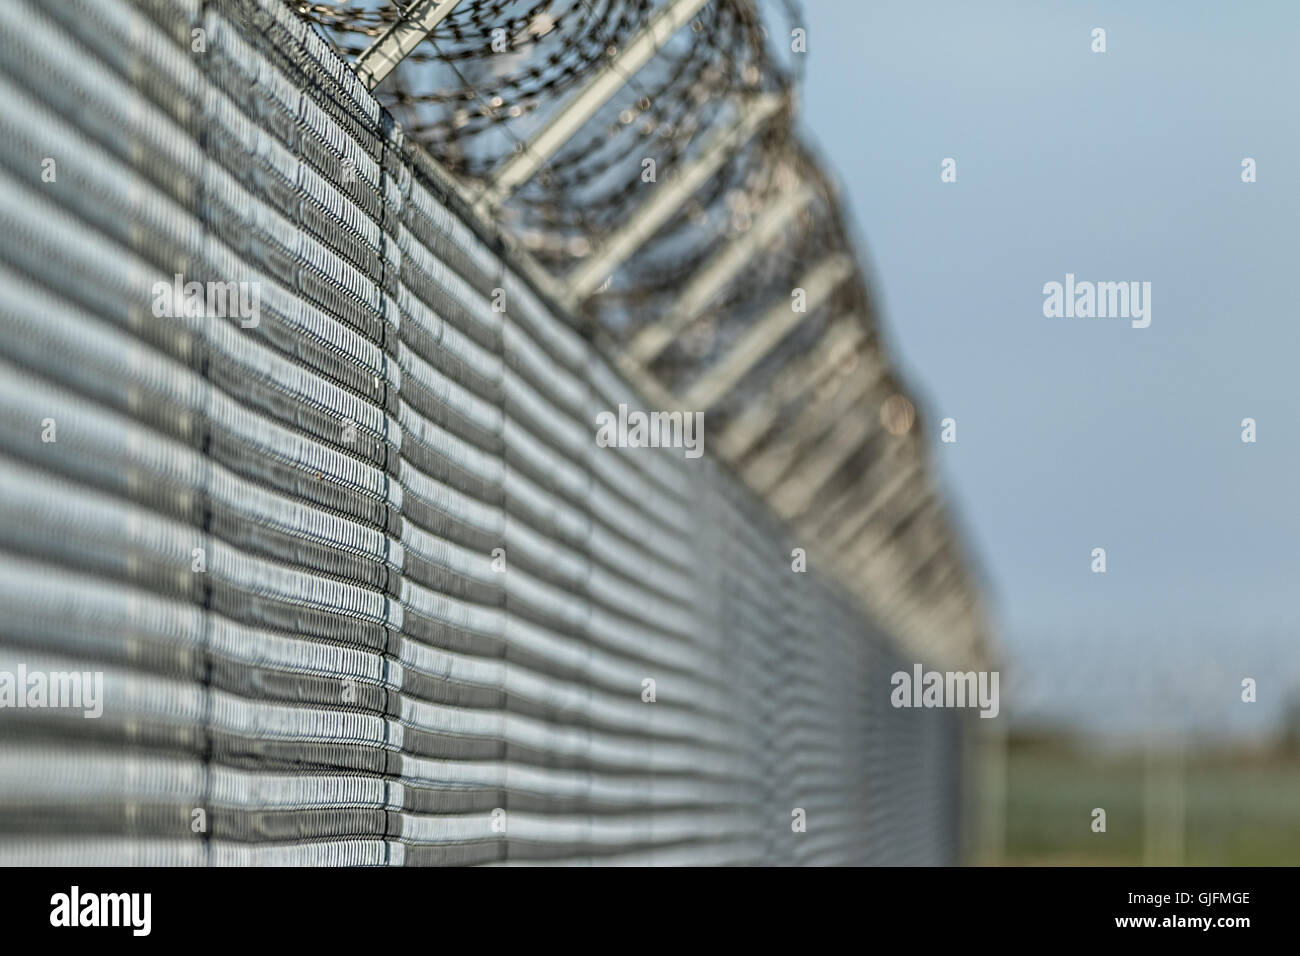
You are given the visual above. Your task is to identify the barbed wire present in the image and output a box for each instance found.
[295,0,876,448]
[294,0,989,665]
[297,3,818,322]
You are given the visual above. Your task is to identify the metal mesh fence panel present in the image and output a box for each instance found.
[0,0,966,865]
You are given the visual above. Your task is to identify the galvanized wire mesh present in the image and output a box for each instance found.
[0,0,969,865]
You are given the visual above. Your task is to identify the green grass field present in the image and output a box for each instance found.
[1002,736,1300,865]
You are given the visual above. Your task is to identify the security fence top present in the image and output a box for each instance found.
[770,409,890,521]
[564,92,787,309]
[741,363,885,492]
[475,0,716,212]
[679,251,851,412]
[714,317,870,461]
[354,0,467,91]
[825,460,930,556]
[625,181,816,367]
[296,0,994,671]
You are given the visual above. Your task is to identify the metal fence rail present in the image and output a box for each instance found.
[0,0,967,865]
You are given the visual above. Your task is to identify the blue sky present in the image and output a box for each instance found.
[795,0,1300,735]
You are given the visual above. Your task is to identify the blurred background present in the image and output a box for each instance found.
[797,0,1300,864]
